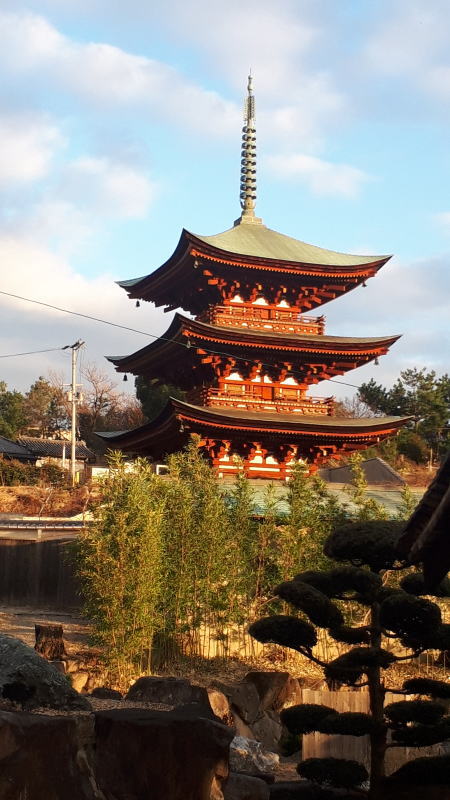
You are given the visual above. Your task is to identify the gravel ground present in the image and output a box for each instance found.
[0,605,92,654]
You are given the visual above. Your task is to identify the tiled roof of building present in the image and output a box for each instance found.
[18,438,95,461]
[0,436,37,461]
[192,221,389,267]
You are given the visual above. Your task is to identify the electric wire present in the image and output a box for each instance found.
[0,288,367,390]
[0,346,68,359]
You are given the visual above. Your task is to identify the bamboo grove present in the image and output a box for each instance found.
[76,439,417,687]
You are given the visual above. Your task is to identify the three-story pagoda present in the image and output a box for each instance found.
[104,77,409,479]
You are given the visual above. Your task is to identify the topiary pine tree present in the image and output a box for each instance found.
[249,520,450,799]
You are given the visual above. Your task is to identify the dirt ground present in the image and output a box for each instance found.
[0,605,92,655]
[0,486,94,517]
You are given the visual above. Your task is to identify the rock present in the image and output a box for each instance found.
[94,706,233,800]
[70,671,90,694]
[269,783,360,799]
[0,634,90,711]
[49,660,67,674]
[230,736,279,775]
[208,687,233,725]
[244,672,290,712]
[252,710,283,752]
[0,710,96,799]
[126,676,209,706]
[224,772,270,800]
[215,680,261,725]
[244,673,302,713]
[90,687,123,700]
[232,708,257,739]
[238,772,275,785]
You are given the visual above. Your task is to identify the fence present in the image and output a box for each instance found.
[0,539,80,609]
[301,688,446,775]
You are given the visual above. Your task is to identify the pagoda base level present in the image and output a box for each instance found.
[97,397,411,480]
[200,439,359,480]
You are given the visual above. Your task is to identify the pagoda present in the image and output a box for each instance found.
[104,77,409,479]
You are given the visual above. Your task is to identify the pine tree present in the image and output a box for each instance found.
[249,520,450,798]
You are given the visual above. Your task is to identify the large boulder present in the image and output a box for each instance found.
[251,710,283,752]
[244,673,301,713]
[215,680,261,726]
[126,675,209,706]
[224,772,270,800]
[94,706,234,800]
[269,783,358,799]
[230,736,279,775]
[0,634,90,711]
[0,710,96,800]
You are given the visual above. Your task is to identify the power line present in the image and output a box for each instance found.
[0,288,364,391]
[0,346,67,359]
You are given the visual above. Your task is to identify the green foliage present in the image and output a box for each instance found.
[317,712,375,737]
[275,580,344,629]
[0,382,26,438]
[24,376,67,436]
[397,430,429,464]
[297,757,368,789]
[395,483,419,520]
[359,368,450,456]
[402,677,450,699]
[379,592,442,645]
[384,699,446,725]
[329,625,371,645]
[283,705,378,737]
[0,457,67,487]
[250,513,450,795]
[347,453,389,521]
[282,462,346,576]
[281,703,335,735]
[324,520,404,572]
[387,755,450,786]
[296,566,382,601]
[76,452,165,687]
[248,614,317,651]
[325,647,395,686]
[391,718,450,747]
[135,376,185,421]
[159,438,232,648]
[400,571,450,597]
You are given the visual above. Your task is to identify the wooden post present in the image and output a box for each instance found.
[34,623,66,660]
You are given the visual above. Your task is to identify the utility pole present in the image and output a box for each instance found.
[64,340,84,487]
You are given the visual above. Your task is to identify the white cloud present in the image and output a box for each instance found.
[364,0,450,101]
[433,212,450,232]
[59,157,154,219]
[0,10,240,138]
[0,114,64,187]
[266,153,371,197]
[0,234,167,392]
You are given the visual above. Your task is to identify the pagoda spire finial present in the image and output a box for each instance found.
[235,71,262,226]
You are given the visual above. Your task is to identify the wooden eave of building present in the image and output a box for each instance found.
[107,313,401,380]
[117,228,391,313]
[97,398,411,457]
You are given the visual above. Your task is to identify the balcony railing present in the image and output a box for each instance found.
[199,387,334,416]
[198,305,325,335]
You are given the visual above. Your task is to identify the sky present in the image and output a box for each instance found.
[0,0,449,403]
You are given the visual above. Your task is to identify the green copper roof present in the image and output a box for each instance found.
[192,221,389,267]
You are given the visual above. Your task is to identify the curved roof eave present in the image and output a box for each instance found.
[115,226,391,293]
[105,313,401,370]
[189,224,391,269]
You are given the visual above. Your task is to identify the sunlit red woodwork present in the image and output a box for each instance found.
[103,77,409,478]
